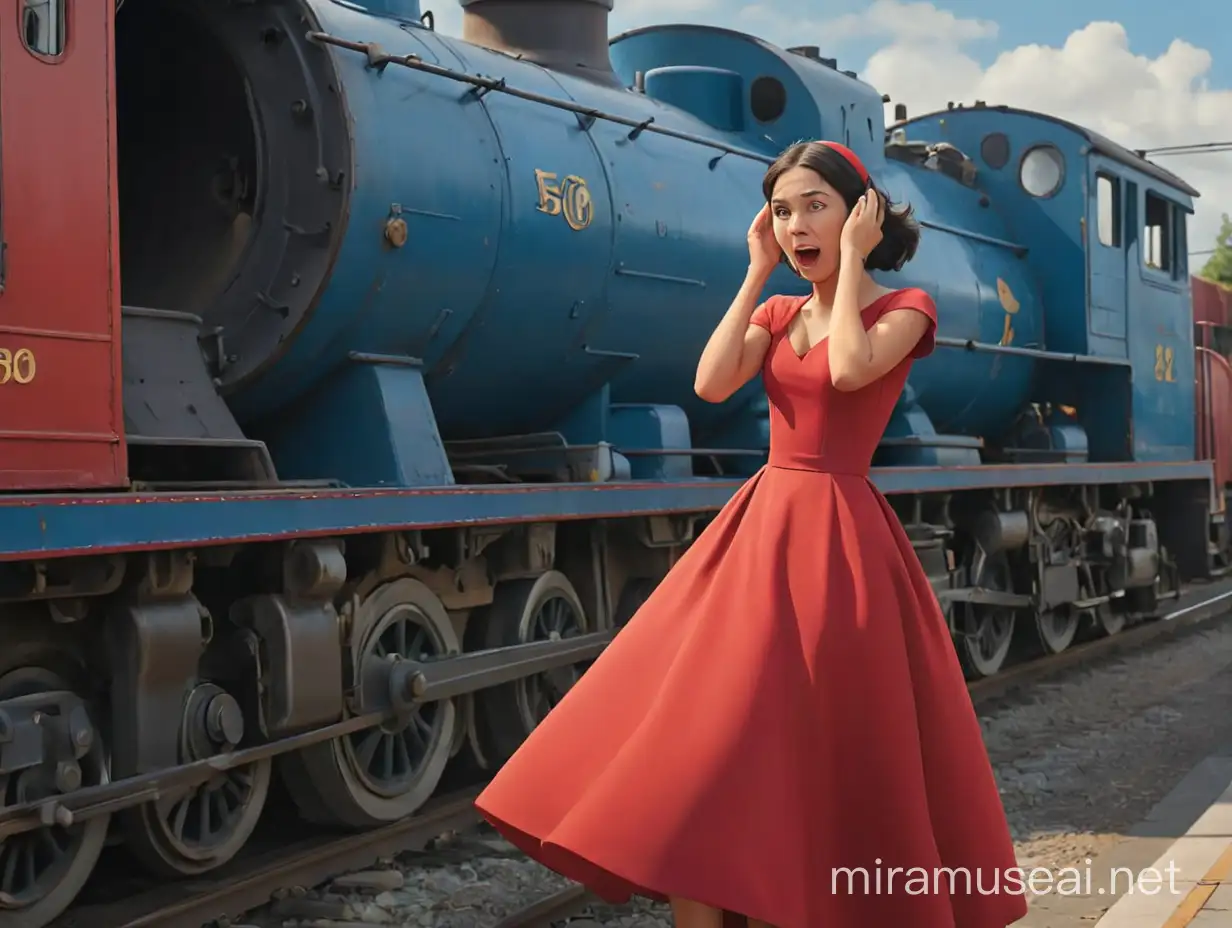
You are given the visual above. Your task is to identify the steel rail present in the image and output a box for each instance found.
[48,790,484,928]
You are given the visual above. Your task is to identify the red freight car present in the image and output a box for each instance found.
[1195,275,1232,511]
[1193,273,1232,329]
[0,3,125,490]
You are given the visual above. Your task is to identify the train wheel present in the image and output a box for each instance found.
[467,571,589,770]
[955,553,1015,679]
[280,578,459,829]
[123,683,271,877]
[956,606,1015,679]
[1032,608,1080,654]
[124,763,271,877]
[0,657,110,928]
[1084,575,1125,638]
[1093,604,1126,637]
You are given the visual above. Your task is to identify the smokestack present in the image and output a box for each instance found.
[460,0,617,83]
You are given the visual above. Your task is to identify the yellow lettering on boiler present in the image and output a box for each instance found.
[534,169,593,231]
[0,347,35,385]
[997,277,1020,347]
[1154,344,1175,382]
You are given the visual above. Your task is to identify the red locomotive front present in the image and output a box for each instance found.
[0,1,125,490]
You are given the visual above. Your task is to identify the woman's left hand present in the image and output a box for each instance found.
[840,190,884,259]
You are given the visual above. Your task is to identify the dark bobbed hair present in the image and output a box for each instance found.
[762,141,920,273]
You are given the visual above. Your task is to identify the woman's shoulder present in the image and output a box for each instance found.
[871,286,938,359]
[750,293,810,333]
[873,286,936,315]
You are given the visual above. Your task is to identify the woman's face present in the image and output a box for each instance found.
[769,165,849,282]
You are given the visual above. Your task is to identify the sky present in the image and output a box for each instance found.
[424,0,1232,262]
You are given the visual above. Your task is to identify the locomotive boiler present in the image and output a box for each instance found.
[115,0,1072,493]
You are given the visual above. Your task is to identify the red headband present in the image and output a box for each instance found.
[819,141,871,185]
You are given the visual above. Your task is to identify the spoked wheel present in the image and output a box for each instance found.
[123,682,270,877]
[1083,574,1126,638]
[1093,604,1126,637]
[466,571,589,770]
[956,606,1015,679]
[280,578,459,829]
[955,553,1016,679]
[1031,608,1080,655]
[0,661,111,928]
[124,764,271,877]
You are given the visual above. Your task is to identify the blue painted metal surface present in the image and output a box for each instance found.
[0,460,1212,562]
[261,352,454,488]
[224,11,1115,486]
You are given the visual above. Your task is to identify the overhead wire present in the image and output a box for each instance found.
[1137,141,1232,158]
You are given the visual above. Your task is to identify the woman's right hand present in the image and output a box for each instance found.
[747,204,779,277]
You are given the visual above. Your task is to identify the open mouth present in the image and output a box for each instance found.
[793,246,821,270]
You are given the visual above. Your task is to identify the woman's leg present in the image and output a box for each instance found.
[669,897,724,928]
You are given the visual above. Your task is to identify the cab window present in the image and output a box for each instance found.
[21,0,66,58]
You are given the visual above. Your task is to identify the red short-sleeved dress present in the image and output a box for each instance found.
[475,289,1029,928]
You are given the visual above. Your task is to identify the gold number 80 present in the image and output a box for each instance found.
[0,348,36,385]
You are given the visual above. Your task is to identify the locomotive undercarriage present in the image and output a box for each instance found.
[890,482,1188,680]
[0,477,1208,924]
[0,514,679,925]
[0,477,1204,923]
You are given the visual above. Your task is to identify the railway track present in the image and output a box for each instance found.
[47,578,1232,928]
[965,578,1232,705]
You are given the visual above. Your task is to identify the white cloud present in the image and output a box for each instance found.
[813,0,997,45]
[616,0,718,14]
[860,15,1232,259]
[735,0,996,51]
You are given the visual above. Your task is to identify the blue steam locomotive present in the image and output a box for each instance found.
[0,0,1218,923]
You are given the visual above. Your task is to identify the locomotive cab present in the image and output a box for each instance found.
[896,105,1199,467]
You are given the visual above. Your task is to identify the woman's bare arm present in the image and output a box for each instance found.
[826,255,929,391]
[694,268,773,403]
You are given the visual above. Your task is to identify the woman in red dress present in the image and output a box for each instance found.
[475,141,1029,928]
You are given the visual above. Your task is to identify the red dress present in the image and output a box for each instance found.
[475,289,1029,928]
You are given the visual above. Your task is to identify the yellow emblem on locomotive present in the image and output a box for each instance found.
[534,169,594,231]
[996,277,1019,347]
[1154,344,1176,382]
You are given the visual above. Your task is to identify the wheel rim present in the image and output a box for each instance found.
[0,666,109,912]
[138,761,270,868]
[514,592,586,733]
[277,579,459,829]
[958,551,1016,678]
[961,608,1014,677]
[0,773,85,909]
[157,769,261,856]
[341,602,449,800]
[1097,606,1126,636]
[1036,609,1079,653]
[1084,575,1125,637]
